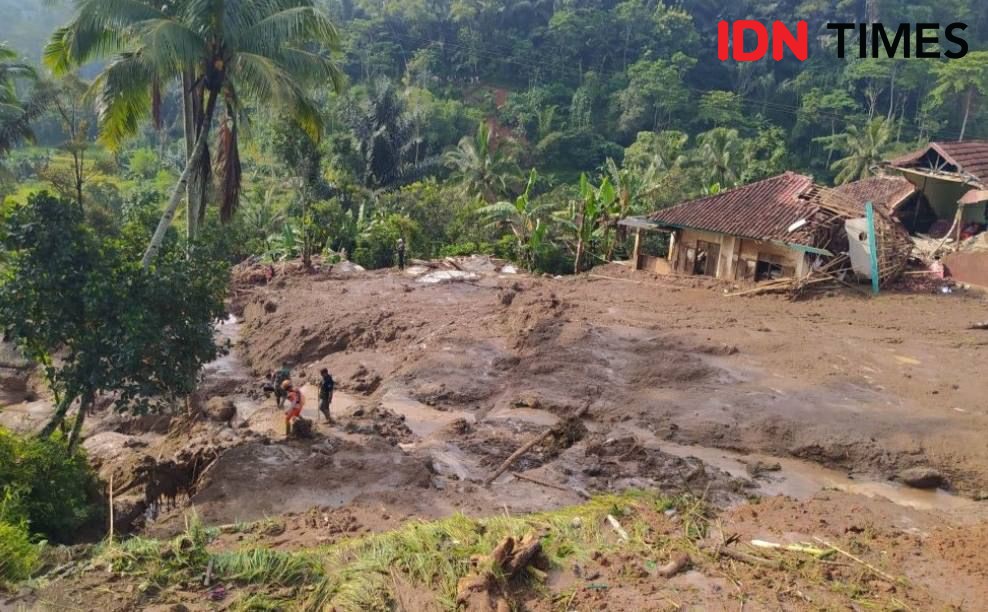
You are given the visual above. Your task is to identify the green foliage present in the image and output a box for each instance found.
[126,148,159,180]
[353,213,419,269]
[0,427,101,543]
[535,129,623,173]
[438,241,493,257]
[0,192,227,440]
[0,520,39,586]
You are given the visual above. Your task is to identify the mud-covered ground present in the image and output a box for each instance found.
[238,259,988,498]
[3,257,988,610]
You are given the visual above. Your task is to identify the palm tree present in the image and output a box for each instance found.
[696,127,742,188]
[0,44,48,159]
[45,0,344,267]
[444,122,520,203]
[344,79,436,192]
[821,119,892,185]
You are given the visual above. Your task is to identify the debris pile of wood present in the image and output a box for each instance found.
[408,255,516,275]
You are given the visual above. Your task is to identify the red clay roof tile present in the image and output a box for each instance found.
[646,172,820,246]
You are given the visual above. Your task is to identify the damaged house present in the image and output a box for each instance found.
[621,171,912,292]
[887,140,988,286]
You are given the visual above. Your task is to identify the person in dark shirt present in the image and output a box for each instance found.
[318,368,335,423]
[272,362,291,409]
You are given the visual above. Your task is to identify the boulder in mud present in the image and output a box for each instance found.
[898,467,947,489]
[204,397,237,422]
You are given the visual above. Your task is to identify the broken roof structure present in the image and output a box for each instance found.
[831,175,916,215]
[891,141,988,187]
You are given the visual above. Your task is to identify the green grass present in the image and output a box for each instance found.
[81,491,693,611]
[58,490,912,611]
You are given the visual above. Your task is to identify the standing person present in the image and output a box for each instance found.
[396,238,406,271]
[272,361,291,409]
[282,380,304,436]
[318,368,335,424]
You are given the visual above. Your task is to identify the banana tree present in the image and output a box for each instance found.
[478,169,546,270]
[567,174,616,274]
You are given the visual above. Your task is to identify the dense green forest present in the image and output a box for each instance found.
[1,0,986,272]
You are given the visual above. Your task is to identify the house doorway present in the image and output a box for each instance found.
[693,240,720,276]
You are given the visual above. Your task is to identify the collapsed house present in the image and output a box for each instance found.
[886,141,988,286]
[620,172,911,295]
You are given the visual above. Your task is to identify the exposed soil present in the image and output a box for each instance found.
[4,258,988,609]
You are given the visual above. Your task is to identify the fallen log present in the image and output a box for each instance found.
[484,430,554,486]
[510,471,572,493]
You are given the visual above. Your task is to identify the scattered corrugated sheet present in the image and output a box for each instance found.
[646,172,820,246]
[831,175,916,214]
[890,141,988,186]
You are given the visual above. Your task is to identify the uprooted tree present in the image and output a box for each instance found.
[0,192,227,449]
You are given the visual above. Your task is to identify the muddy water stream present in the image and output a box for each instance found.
[607,423,978,513]
[213,316,977,515]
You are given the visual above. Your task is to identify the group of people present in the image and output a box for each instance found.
[269,362,335,436]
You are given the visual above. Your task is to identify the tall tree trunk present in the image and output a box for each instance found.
[142,89,218,268]
[887,64,897,121]
[67,391,93,452]
[185,74,210,241]
[39,394,74,439]
[826,119,835,167]
[959,88,972,142]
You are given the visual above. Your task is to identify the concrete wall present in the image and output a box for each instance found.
[904,174,988,224]
[669,229,807,281]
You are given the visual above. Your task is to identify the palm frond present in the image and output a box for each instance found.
[236,7,340,51]
[45,24,126,75]
[90,52,154,149]
[136,18,206,71]
[232,52,325,140]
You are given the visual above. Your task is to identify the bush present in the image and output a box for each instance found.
[438,241,493,257]
[0,520,39,585]
[126,147,159,180]
[353,214,420,269]
[0,427,102,543]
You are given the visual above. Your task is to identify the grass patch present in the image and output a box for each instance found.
[82,492,691,610]
[56,491,912,611]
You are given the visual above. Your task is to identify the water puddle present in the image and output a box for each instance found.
[485,406,560,428]
[379,390,474,438]
[607,424,977,513]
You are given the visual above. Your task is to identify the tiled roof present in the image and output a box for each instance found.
[646,172,821,246]
[890,141,988,186]
[831,175,915,214]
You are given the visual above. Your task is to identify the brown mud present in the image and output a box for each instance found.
[4,258,988,609]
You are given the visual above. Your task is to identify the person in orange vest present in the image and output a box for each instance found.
[282,380,304,436]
